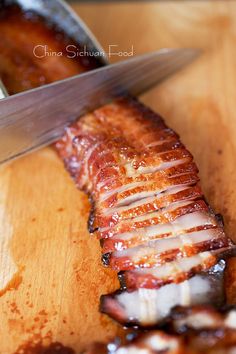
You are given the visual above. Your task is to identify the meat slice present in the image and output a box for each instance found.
[119,251,224,288]
[108,230,228,271]
[170,305,236,332]
[56,97,234,327]
[102,211,218,253]
[83,306,236,354]
[98,172,198,211]
[83,332,183,354]
[98,200,208,239]
[100,263,225,327]
[96,184,203,230]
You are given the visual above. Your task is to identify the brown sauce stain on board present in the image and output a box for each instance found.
[14,339,76,354]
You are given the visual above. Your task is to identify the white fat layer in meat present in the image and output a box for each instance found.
[115,348,151,354]
[100,181,156,202]
[100,200,195,233]
[116,275,212,325]
[127,252,212,277]
[125,200,193,223]
[125,158,189,177]
[146,137,175,148]
[111,211,217,242]
[104,185,191,216]
[96,156,189,192]
[105,182,197,208]
[175,312,221,330]
[99,168,193,201]
[144,335,179,351]
[115,334,179,354]
[113,229,222,259]
[225,311,236,329]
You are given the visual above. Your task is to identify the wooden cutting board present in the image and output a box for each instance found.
[1,1,236,352]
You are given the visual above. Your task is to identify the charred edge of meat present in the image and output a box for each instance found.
[170,304,236,322]
[215,213,225,227]
[118,264,212,291]
[87,196,98,233]
[117,253,229,291]
[118,271,127,290]
[214,248,236,263]
[100,290,142,328]
[100,261,227,328]
[102,253,111,267]
[100,290,179,330]
[201,195,225,227]
[167,304,236,334]
[168,305,236,335]
[165,305,236,338]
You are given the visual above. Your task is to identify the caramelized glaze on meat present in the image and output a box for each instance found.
[56,97,235,326]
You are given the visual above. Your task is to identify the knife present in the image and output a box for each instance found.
[0,48,199,164]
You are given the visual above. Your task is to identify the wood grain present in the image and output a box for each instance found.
[0,1,236,352]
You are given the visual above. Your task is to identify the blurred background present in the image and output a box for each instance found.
[0,0,236,353]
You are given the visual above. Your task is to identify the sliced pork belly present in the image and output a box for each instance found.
[98,200,210,240]
[97,161,198,204]
[102,211,217,253]
[119,251,223,288]
[98,171,198,211]
[108,230,228,271]
[101,262,225,327]
[96,184,203,230]
[56,97,234,328]
[57,99,194,199]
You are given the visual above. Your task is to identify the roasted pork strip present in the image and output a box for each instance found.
[56,97,234,327]
[100,263,225,327]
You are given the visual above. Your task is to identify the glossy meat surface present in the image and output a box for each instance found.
[56,97,234,326]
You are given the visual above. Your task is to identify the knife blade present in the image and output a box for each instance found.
[0,48,199,164]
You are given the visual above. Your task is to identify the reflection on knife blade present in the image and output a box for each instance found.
[0,3,200,164]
